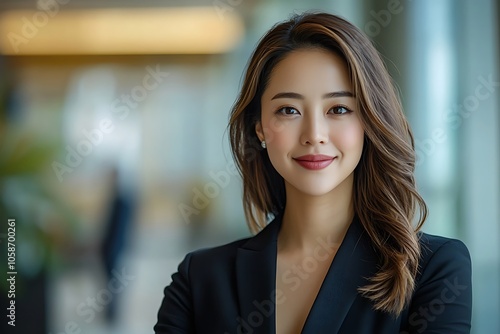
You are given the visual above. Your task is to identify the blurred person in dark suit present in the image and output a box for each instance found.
[100,167,136,323]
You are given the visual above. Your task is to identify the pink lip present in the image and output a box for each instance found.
[293,154,335,170]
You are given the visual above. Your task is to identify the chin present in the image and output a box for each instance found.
[291,180,345,197]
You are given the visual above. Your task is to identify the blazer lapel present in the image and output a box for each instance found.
[235,215,379,334]
[302,217,379,333]
[235,215,281,334]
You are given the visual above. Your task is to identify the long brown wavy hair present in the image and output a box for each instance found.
[228,12,427,315]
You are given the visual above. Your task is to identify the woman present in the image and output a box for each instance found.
[154,12,472,333]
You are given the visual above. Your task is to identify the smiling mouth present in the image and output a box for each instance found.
[293,155,336,170]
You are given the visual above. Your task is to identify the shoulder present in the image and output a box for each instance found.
[177,236,251,277]
[191,237,250,261]
[417,232,471,278]
[182,218,279,274]
[155,235,254,332]
[403,232,472,332]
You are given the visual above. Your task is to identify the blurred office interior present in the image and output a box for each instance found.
[0,0,498,333]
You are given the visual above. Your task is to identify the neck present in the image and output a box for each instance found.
[278,174,355,254]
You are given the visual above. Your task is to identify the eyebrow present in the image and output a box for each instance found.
[270,91,355,100]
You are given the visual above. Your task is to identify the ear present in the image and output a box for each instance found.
[255,121,264,142]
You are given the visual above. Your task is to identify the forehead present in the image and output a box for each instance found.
[263,48,352,97]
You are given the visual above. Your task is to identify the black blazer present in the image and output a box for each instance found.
[155,215,472,333]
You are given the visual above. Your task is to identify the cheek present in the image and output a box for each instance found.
[261,117,290,147]
[267,131,294,159]
[332,122,364,152]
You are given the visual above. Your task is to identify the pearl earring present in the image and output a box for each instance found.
[261,141,266,149]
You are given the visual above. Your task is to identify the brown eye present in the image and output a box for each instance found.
[328,105,351,115]
[276,107,300,115]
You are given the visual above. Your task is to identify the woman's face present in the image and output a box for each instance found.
[256,48,364,197]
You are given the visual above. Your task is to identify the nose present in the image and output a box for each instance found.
[300,111,329,145]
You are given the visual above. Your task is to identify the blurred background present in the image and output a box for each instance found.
[0,0,498,333]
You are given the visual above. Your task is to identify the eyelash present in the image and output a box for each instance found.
[274,105,353,116]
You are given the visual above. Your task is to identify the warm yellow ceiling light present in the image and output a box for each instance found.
[0,7,245,55]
